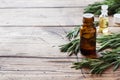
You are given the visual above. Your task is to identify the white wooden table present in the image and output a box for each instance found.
[2,0,119,80]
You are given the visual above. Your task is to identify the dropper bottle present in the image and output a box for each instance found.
[98,5,109,35]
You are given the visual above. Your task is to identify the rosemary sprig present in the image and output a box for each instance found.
[60,39,80,56]
[84,0,120,15]
[71,33,120,74]
[97,34,120,51]
[60,25,120,74]
[72,48,120,74]
[66,25,80,40]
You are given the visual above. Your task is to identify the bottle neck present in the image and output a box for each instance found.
[101,10,108,16]
[82,13,94,27]
[83,22,94,27]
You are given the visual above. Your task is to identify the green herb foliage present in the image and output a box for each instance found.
[60,39,80,56]
[60,25,120,74]
[66,25,80,40]
[72,34,120,74]
[97,34,120,51]
[72,48,120,74]
[84,0,120,15]
[60,26,80,56]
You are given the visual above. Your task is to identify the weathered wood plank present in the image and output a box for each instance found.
[0,0,103,8]
[0,57,120,80]
[0,27,119,80]
[0,75,83,80]
[0,57,75,71]
[0,27,72,56]
[0,8,83,26]
[0,57,82,80]
[0,27,119,57]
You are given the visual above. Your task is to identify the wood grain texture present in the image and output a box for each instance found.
[0,27,72,56]
[0,27,119,57]
[0,57,82,80]
[0,27,119,80]
[0,0,102,8]
[0,0,119,80]
[0,8,83,26]
[0,0,103,26]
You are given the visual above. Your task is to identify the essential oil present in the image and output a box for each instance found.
[80,13,96,58]
[98,5,109,35]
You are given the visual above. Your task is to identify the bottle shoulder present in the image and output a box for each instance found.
[99,14,108,17]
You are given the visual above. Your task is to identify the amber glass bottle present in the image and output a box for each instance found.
[80,13,96,58]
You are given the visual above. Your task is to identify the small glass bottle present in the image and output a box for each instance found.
[98,5,109,35]
[80,13,96,58]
